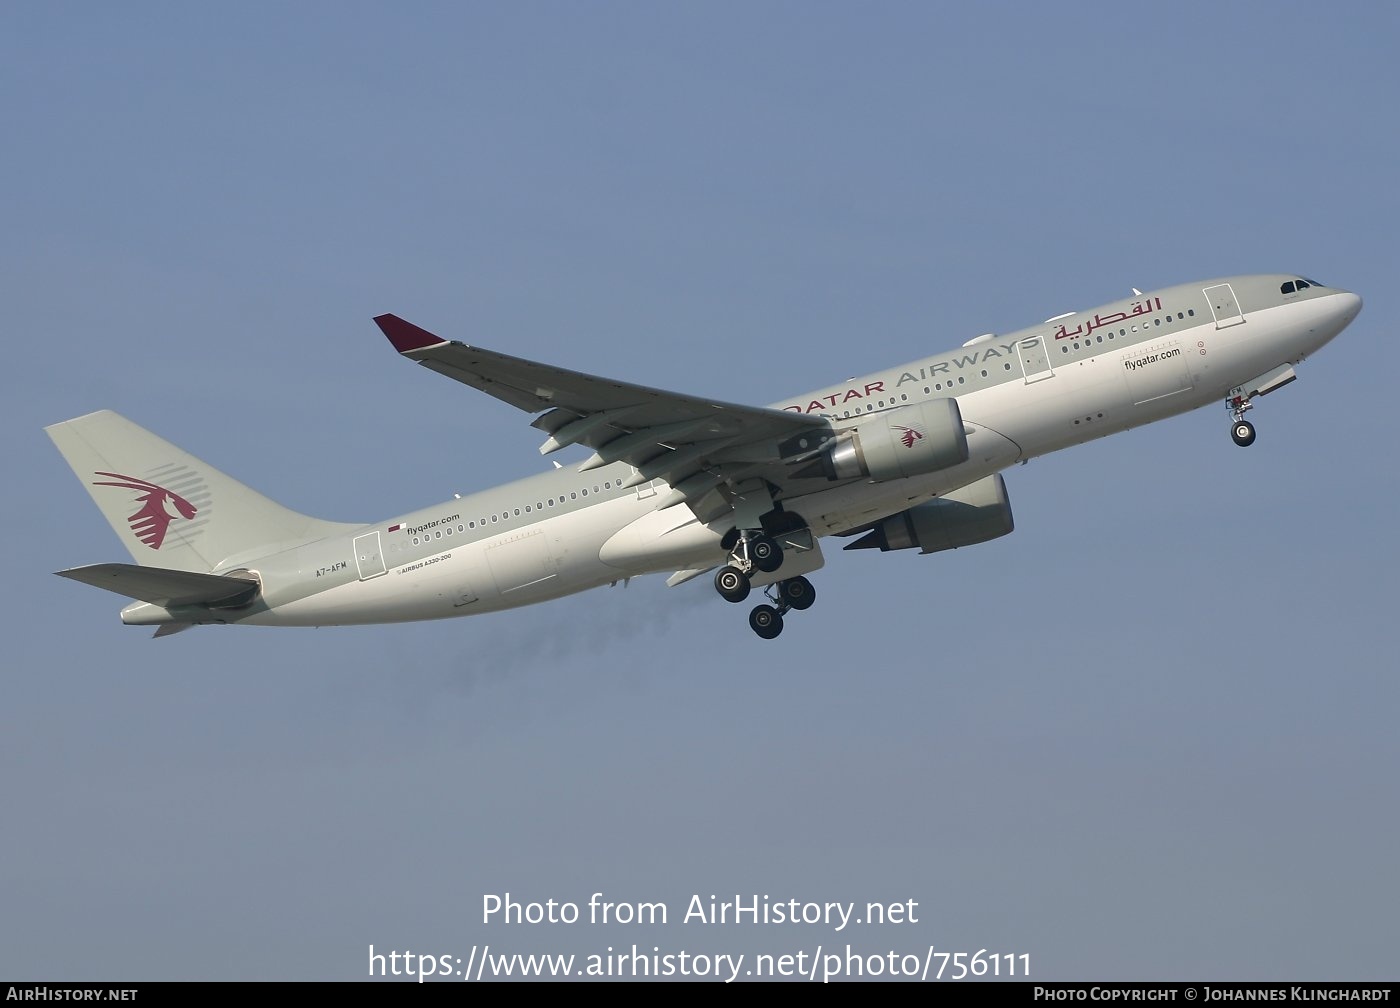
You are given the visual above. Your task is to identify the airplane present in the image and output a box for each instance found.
[47,273,1362,640]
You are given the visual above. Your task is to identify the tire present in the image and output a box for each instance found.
[749,604,784,639]
[780,576,816,611]
[750,534,783,573]
[714,565,750,603]
[1232,420,1256,447]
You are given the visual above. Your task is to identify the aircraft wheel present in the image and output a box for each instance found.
[714,565,751,603]
[779,576,816,611]
[750,534,783,573]
[1231,420,1256,447]
[749,604,784,639]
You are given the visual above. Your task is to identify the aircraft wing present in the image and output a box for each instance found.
[375,315,833,516]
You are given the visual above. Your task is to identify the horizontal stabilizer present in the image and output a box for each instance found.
[56,564,259,608]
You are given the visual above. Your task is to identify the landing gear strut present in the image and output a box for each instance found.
[712,530,784,605]
[1227,394,1257,447]
[746,576,817,640]
[711,527,819,639]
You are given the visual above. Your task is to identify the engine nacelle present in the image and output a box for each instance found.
[801,398,969,482]
[845,474,1014,553]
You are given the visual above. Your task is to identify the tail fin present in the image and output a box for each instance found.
[46,410,357,572]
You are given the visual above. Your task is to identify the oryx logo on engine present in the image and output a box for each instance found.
[895,425,925,449]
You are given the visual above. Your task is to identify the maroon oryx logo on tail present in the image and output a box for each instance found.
[92,471,198,549]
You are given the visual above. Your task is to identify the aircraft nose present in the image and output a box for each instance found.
[1329,290,1363,327]
[1339,290,1363,319]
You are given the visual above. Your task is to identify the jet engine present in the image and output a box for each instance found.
[844,474,1014,553]
[795,398,969,482]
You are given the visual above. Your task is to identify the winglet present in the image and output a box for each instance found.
[374,314,449,354]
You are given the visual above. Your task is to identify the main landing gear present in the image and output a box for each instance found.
[712,530,816,640]
[1227,394,1257,447]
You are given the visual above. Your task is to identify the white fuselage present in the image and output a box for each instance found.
[219,277,1358,628]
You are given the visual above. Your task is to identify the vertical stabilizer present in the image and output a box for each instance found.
[46,410,357,572]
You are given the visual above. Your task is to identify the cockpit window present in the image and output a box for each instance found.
[1299,277,1322,287]
[1281,281,1296,294]
[1295,279,1311,289]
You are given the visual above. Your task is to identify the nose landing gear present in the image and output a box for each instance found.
[1226,364,1299,447]
[1231,418,1256,447]
[1227,395,1256,447]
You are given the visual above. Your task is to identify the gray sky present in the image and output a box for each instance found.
[6,1,1397,982]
